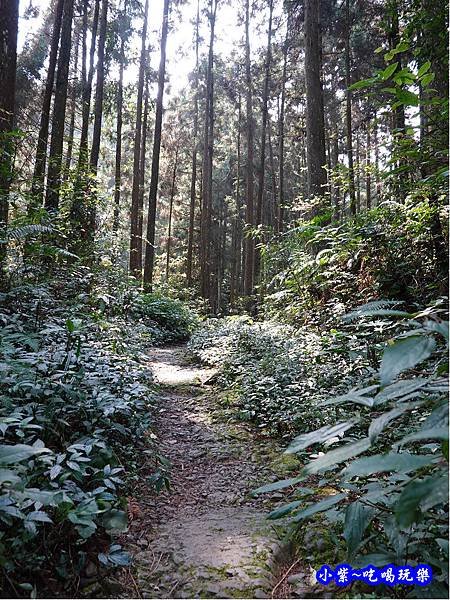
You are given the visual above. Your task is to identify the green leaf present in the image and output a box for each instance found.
[292,493,347,522]
[395,88,420,106]
[0,468,20,484]
[304,438,371,475]
[26,511,53,523]
[380,62,399,80]
[397,427,449,445]
[344,501,376,558]
[417,61,431,78]
[420,72,435,87]
[373,378,428,405]
[343,452,437,477]
[396,473,448,527]
[0,444,50,465]
[285,419,359,454]
[253,477,307,495]
[102,509,128,532]
[267,500,303,520]
[322,391,374,408]
[368,403,421,442]
[380,335,436,385]
[348,77,377,91]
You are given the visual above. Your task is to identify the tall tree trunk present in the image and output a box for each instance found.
[254,0,273,284]
[267,121,277,228]
[30,0,64,206]
[186,0,200,287]
[199,0,218,303]
[366,123,371,209]
[230,91,242,305]
[113,4,126,234]
[374,117,381,204]
[143,0,171,290]
[331,127,340,220]
[65,28,80,175]
[166,146,179,282]
[355,127,361,211]
[277,26,288,233]
[345,0,356,215]
[45,0,74,211]
[304,0,327,203]
[89,0,107,175]
[78,0,100,170]
[243,0,255,298]
[138,71,150,264]
[0,0,19,279]
[129,0,149,278]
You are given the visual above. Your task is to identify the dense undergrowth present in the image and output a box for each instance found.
[0,264,196,597]
[190,201,449,598]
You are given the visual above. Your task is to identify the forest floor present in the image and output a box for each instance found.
[109,344,318,599]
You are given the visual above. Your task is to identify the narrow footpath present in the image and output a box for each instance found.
[117,345,293,599]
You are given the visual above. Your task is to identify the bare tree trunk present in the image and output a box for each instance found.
[138,71,150,264]
[277,26,288,233]
[267,121,277,228]
[230,91,242,305]
[78,0,100,170]
[304,0,327,203]
[166,145,179,282]
[30,0,64,206]
[356,127,361,212]
[243,0,255,298]
[345,0,356,215]
[143,0,171,290]
[129,0,149,278]
[331,127,340,220]
[200,0,218,303]
[65,28,80,176]
[254,0,273,284]
[0,0,19,278]
[45,0,74,211]
[186,0,200,287]
[366,123,371,209]
[113,3,126,234]
[89,0,107,175]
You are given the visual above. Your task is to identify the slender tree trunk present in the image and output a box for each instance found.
[113,5,126,234]
[230,91,242,305]
[186,0,200,287]
[0,0,19,279]
[366,123,371,209]
[30,0,64,206]
[166,145,179,282]
[304,0,327,203]
[267,121,277,228]
[254,0,273,284]
[277,26,288,233]
[129,0,149,278]
[138,71,150,264]
[89,0,107,175]
[331,127,340,220]
[374,117,381,204]
[356,127,361,211]
[65,28,80,176]
[78,0,100,169]
[345,0,356,215]
[45,0,74,211]
[143,0,171,290]
[243,0,255,298]
[200,0,218,303]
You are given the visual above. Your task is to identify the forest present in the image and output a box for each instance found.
[0,0,448,597]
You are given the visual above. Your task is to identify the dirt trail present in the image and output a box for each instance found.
[119,345,286,599]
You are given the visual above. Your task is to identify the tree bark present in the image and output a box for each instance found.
[243,0,255,298]
[129,0,149,278]
[137,70,150,262]
[143,0,171,290]
[113,2,127,234]
[186,0,200,287]
[254,0,273,284]
[230,91,242,305]
[166,146,179,282]
[199,0,218,303]
[45,0,74,211]
[345,0,356,215]
[0,0,19,277]
[366,123,371,210]
[65,28,80,176]
[30,0,64,206]
[277,25,288,233]
[304,0,327,203]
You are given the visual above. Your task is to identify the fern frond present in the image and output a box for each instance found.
[7,224,54,241]
[343,300,411,322]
